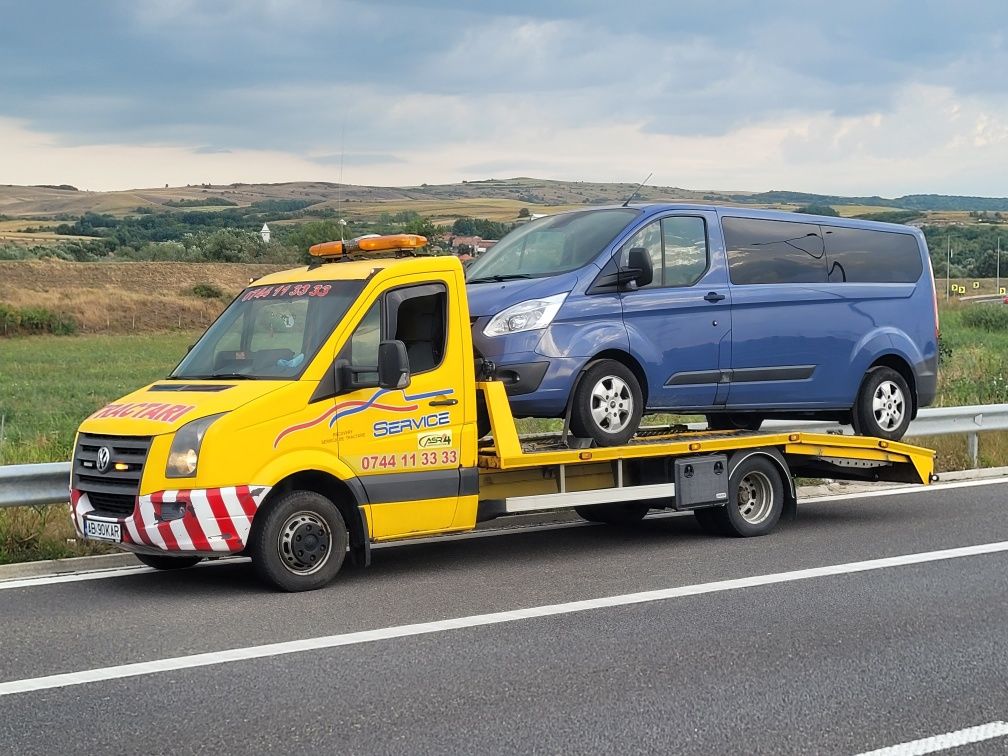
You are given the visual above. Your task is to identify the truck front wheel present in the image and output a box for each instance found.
[250,490,348,592]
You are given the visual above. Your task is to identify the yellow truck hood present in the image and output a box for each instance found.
[79,380,286,437]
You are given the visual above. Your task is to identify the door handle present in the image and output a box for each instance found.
[704,291,725,303]
[428,398,458,407]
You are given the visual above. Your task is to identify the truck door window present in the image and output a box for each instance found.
[386,284,448,374]
[347,301,381,385]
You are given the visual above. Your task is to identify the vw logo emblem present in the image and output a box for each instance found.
[96,446,112,473]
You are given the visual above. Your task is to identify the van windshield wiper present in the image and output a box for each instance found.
[467,273,533,283]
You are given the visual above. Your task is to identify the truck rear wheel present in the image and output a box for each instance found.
[250,490,348,592]
[569,360,643,446]
[709,454,784,537]
[134,554,203,570]
[575,502,650,524]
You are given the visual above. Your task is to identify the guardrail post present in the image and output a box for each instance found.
[968,432,979,468]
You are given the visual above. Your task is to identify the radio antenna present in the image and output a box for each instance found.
[621,172,653,207]
[337,123,346,242]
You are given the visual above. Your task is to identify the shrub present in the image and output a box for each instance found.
[0,305,76,336]
[960,305,1008,331]
[192,283,225,299]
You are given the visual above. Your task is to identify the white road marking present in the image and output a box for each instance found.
[855,720,1008,755]
[2,475,1007,590]
[1,539,1006,697]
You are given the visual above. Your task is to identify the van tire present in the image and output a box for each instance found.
[706,413,764,432]
[575,503,650,524]
[851,367,912,441]
[134,554,203,570]
[569,360,643,446]
[710,454,784,537]
[250,490,348,592]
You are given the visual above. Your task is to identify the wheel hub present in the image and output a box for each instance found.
[590,376,633,433]
[871,380,905,431]
[278,511,331,575]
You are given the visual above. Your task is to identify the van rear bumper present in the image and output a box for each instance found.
[915,365,938,409]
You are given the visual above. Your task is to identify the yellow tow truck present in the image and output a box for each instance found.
[70,235,935,591]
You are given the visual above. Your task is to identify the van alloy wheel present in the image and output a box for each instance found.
[872,380,906,432]
[569,359,644,446]
[590,375,633,434]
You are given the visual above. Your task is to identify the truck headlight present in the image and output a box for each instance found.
[483,293,567,337]
[166,413,224,478]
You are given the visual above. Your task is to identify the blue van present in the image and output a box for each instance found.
[465,205,938,444]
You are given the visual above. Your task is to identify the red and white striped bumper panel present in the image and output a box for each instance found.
[70,486,271,556]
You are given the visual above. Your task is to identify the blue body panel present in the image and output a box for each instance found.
[467,204,939,420]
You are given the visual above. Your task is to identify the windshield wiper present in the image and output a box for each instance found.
[467,273,533,283]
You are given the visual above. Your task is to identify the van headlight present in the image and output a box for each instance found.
[166,413,224,478]
[483,293,567,337]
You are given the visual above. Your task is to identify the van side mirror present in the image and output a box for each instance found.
[378,340,411,390]
[626,247,654,287]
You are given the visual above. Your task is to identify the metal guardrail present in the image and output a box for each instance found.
[2,404,1007,510]
[0,462,72,509]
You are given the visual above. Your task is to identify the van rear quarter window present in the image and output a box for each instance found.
[823,226,923,283]
[723,217,826,284]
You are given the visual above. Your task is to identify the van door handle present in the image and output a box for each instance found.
[429,398,458,406]
[704,291,726,303]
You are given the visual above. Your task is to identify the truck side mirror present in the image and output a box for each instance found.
[378,340,411,390]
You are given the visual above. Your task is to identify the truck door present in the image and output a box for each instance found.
[620,212,731,409]
[334,278,467,539]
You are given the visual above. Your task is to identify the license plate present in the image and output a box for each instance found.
[83,518,122,542]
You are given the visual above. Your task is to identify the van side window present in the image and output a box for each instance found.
[387,284,448,374]
[824,227,923,283]
[621,221,663,289]
[661,217,708,286]
[621,216,708,288]
[723,217,826,284]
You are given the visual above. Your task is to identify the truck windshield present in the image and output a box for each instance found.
[465,208,640,282]
[170,280,364,380]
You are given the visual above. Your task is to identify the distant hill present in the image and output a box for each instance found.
[2,178,1008,219]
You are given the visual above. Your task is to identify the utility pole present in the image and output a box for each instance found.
[997,236,1001,297]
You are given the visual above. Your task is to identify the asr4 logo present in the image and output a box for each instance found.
[418,430,452,449]
[373,411,451,438]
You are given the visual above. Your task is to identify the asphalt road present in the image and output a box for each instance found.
[1,480,1007,755]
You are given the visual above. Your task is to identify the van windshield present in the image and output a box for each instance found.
[466,208,640,282]
[170,280,364,380]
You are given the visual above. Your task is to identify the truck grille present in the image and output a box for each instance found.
[73,433,152,516]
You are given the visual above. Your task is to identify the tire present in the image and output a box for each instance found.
[569,360,644,446]
[134,553,203,570]
[249,490,349,592]
[705,413,764,432]
[709,454,784,537]
[850,367,911,441]
[575,502,650,524]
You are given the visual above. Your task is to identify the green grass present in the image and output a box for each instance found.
[0,331,199,464]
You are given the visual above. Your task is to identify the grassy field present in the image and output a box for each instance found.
[0,332,199,464]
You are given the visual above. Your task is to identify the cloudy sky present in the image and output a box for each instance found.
[3,1,1008,195]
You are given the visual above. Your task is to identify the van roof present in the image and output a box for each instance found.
[589,203,923,234]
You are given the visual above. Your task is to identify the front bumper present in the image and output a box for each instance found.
[70,486,271,556]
